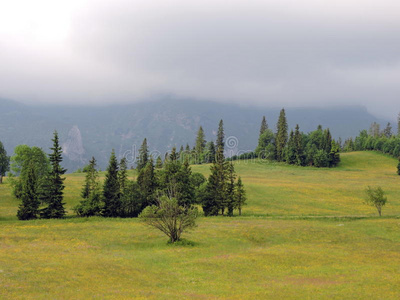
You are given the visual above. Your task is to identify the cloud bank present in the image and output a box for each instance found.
[0,0,399,118]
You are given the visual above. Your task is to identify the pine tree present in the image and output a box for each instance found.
[17,162,40,220]
[195,126,206,163]
[155,156,163,169]
[176,159,195,207]
[137,158,156,208]
[81,157,99,199]
[259,116,268,136]
[275,108,288,162]
[136,138,149,171]
[206,141,216,163]
[216,120,225,152]
[0,140,10,184]
[118,157,128,192]
[285,130,296,164]
[202,146,228,216]
[294,124,305,166]
[40,131,67,219]
[323,129,332,153]
[383,122,392,138]
[234,177,246,216]
[102,150,121,217]
[226,162,236,216]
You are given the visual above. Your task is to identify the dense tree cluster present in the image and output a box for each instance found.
[0,140,10,184]
[231,109,340,168]
[342,122,400,158]
[12,132,67,220]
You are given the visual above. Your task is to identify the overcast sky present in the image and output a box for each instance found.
[0,0,399,119]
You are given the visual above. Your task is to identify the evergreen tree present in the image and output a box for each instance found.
[137,158,156,208]
[0,140,10,184]
[205,141,216,163]
[118,157,128,192]
[259,116,268,136]
[216,120,225,152]
[136,138,149,171]
[155,156,163,169]
[81,157,99,199]
[226,162,236,216]
[102,150,121,217]
[234,177,246,216]
[294,124,305,166]
[17,162,40,220]
[202,146,228,216]
[74,157,102,217]
[323,129,332,154]
[40,131,67,219]
[195,126,206,163]
[255,129,275,158]
[383,122,392,138]
[285,130,296,164]
[275,108,288,162]
[397,158,400,175]
[176,159,195,207]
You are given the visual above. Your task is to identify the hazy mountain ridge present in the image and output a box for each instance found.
[0,98,387,171]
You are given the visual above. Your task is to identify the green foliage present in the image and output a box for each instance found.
[102,150,121,217]
[140,195,198,243]
[259,116,268,136]
[74,157,102,217]
[195,126,206,163]
[234,177,246,216]
[40,131,67,219]
[155,156,163,169]
[9,145,50,198]
[364,186,387,216]
[136,138,149,171]
[0,140,10,184]
[275,108,288,162]
[137,158,156,208]
[17,162,40,220]
[119,181,143,217]
[216,119,225,152]
[205,141,216,163]
[255,129,275,159]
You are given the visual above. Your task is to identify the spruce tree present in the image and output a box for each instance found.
[155,156,163,169]
[40,131,67,219]
[275,108,288,162]
[176,159,195,207]
[118,157,128,192]
[294,124,305,166]
[226,162,236,216]
[195,126,206,163]
[102,150,121,217]
[216,120,225,152]
[202,145,228,216]
[0,140,10,184]
[137,158,156,208]
[206,141,216,163]
[259,116,268,136]
[285,130,296,164]
[81,157,99,199]
[397,158,400,175]
[136,138,149,171]
[17,162,40,220]
[234,177,246,216]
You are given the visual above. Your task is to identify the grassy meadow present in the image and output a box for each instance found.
[1,151,400,299]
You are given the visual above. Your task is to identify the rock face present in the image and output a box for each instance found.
[62,125,85,164]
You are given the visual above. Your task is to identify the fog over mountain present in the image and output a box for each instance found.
[0,98,388,171]
[0,0,400,119]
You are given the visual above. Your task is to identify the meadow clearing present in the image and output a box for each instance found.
[0,151,399,299]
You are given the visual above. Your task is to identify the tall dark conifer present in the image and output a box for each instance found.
[294,124,305,166]
[216,120,225,152]
[102,150,121,217]
[17,162,40,220]
[136,138,149,171]
[259,116,268,136]
[118,157,128,193]
[40,131,67,219]
[137,157,156,208]
[195,126,206,162]
[226,162,236,216]
[275,108,288,162]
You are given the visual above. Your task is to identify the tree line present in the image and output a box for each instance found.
[7,121,246,220]
[230,109,340,168]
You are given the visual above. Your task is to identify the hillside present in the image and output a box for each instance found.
[0,98,388,171]
[1,152,400,299]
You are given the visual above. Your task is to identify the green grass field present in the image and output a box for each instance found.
[1,151,400,299]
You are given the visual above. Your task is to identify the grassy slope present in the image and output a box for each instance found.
[0,151,400,299]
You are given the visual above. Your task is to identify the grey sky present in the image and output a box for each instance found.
[0,0,399,119]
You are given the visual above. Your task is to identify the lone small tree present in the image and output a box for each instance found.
[140,195,198,243]
[365,186,387,216]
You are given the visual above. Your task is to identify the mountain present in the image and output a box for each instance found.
[0,98,388,171]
